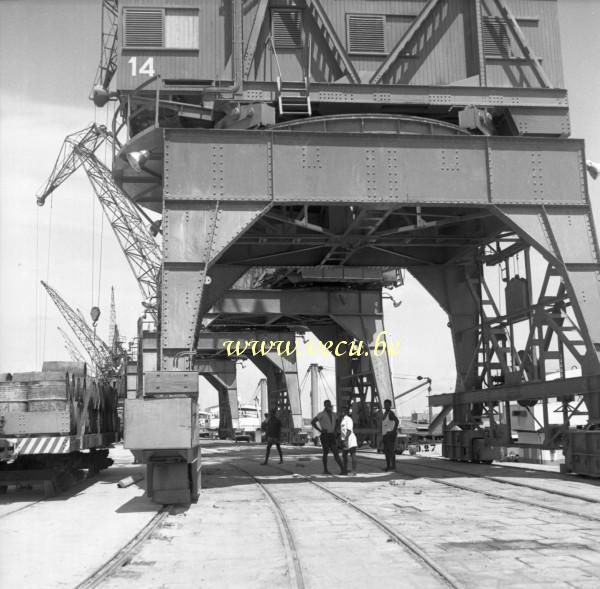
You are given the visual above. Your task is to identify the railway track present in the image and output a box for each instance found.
[230,463,305,589]
[409,457,600,503]
[359,453,600,521]
[234,458,464,589]
[0,497,44,520]
[74,507,170,589]
[38,446,596,588]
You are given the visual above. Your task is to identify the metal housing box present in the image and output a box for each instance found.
[505,276,529,318]
[564,430,600,477]
[124,398,198,449]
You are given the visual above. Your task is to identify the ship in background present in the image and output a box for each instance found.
[205,403,262,441]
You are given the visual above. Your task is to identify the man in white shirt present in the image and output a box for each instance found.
[340,405,358,476]
[311,400,344,475]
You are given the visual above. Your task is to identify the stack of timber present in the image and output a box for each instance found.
[0,361,119,495]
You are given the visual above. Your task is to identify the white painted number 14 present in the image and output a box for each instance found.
[128,57,155,77]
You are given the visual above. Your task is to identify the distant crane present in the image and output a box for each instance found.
[57,326,86,364]
[36,124,161,309]
[42,280,116,377]
[90,0,119,107]
[394,376,432,402]
[107,285,125,356]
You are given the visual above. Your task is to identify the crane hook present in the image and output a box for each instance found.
[90,306,101,327]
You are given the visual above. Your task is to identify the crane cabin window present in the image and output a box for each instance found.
[346,14,386,55]
[271,8,304,50]
[124,8,199,50]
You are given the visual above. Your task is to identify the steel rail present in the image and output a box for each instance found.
[0,499,44,521]
[245,460,464,589]
[74,506,170,589]
[359,454,600,522]
[414,457,600,504]
[230,463,305,589]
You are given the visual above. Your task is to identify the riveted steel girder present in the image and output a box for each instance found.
[208,289,385,318]
[430,375,600,407]
[163,130,586,205]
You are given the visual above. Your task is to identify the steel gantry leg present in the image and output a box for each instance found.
[197,358,239,439]
[329,313,394,410]
[160,200,268,369]
[497,205,600,422]
[251,345,303,440]
[411,259,482,427]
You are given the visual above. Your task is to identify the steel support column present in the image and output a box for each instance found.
[161,201,268,368]
[411,258,482,426]
[251,347,302,431]
[196,358,239,439]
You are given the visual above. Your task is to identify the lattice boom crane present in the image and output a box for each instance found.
[36,124,161,307]
[42,280,114,376]
[90,0,119,107]
[57,326,86,364]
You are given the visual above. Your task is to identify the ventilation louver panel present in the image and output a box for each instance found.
[272,9,303,50]
[347,14,385,54]
[482,16,511,58]
[124,9,163,48]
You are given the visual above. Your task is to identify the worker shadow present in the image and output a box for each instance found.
[200,456,412,489]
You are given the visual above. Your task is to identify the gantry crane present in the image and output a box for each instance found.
[42,280,117,377]
[57,326,86,364]
[36,124,161,308]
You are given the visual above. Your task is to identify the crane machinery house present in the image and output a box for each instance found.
[109,0,600,504]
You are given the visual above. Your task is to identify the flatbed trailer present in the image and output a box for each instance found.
[0,362,119,496]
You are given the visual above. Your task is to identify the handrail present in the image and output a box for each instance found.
[268,35,283,82]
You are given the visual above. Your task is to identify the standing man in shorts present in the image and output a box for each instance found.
[311,400,344,475]
[340,405,358,476]
[261,408,283,465]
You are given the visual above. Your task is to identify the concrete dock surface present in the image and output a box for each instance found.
[1,441,599,588]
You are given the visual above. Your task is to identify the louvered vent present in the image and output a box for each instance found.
[124,9,163,48]
[347,14,385,54]
[272,9,303,50]
[482,16,511,57]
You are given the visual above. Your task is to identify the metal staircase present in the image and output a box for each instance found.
[276,76,312,117]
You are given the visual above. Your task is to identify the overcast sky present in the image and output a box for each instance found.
[0,0,599,413]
